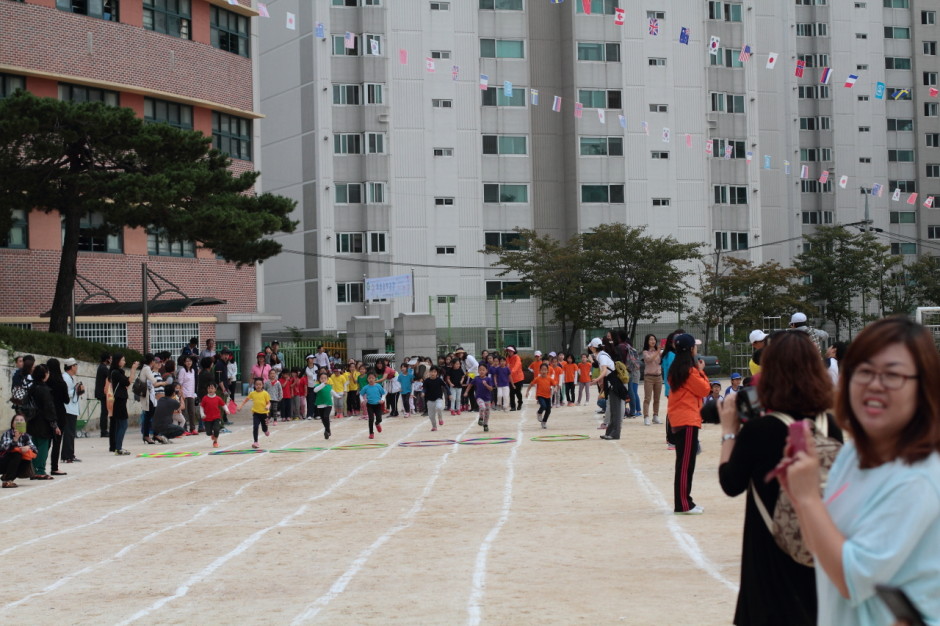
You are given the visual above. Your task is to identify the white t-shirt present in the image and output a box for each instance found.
[595,350,615,375]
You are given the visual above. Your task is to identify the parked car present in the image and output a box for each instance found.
[698,355,721,377]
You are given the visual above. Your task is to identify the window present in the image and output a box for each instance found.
[885,57,912,70]
[715,139,746,158]
[336,232,364,253]
[581,185,625,203]
[855,2,867,7]
[434,197,455,207]
[430,1,450,8]
[646,10,665,19]
[75,323,127,346]
[859,126,870,133]
[143,0,190,39]
[927,226,940,239]
[923,10,936,24]
[483,135,528,155]
[58,83,118,106]
[479,0,522,9]
[483,184,528,203]
[212,112,251,161]
[724,2,742,21]
[578,89,622,109]
[366,132,385,154]
[797,23,828,37]
[927,164,940,178]
[651,151,669,159]
[890,243,917,255]
[890,180,916,192]
[719,49,745,68]
[888,118,914,131]
[366,83,385,104]
[926,42,938,56]
[649,103,668,113]
[652,198,671,207]
[858,95,870,102]
[707,0,721,19]
[147,228,193,257]
[887,87,911,100]
[648,57,667,66]
[437,295,457,304]
[577,42,621,62]
[149,322,198,355]
[928,134,940,147]
[55,0,119,21]
[337,283,364,303]
[797,54,829,68]
[928,103,940,117]
[367,232,388,253]
[362,33,383,56]
[800,116,831,130]
[883,0,909,6]
[430,50,451,59]
[0,73,25,99]
[859,157,872,163]
[714,185,748,205]
[1,209,27,249]
[579,136,623,156]
[335,183,363,204]
[801,180,834,193]
[333,35,359,56]
[857,64,869,70]
[143,98,193,130]
[890,211,917,224]
[366,182,386,204]
[433,147,454,157]
[925,72,939,86]
[333,0,382,5]
[480,39,525,59]
[856,33,868,39]
[884,27,911,39]
[710,92,745,112]
[802,211,834,225]
[435,246,455,255]
[481,87,526,107]
[333,84,361,105]
[485,281,530,301]
[796,0,827,4]
[800,148,833,162]
[210,6,249,57]
[484,232,523,250]
[64,212,122,253]
[576,0,618,14]
[889,150,915,162]
[715,231,749,251]
[797,86,830,99]
[431,99,453,108]
[487,329,532,350]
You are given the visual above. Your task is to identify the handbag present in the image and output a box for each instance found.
[226,400,238,415]
[10,384,28,406]
[132,376,148,398]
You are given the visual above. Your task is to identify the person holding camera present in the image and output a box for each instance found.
[717,331,842,625]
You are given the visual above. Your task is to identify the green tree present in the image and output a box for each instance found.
[880,255,940,314]
[580,224,700,341]
[0,92,296,334]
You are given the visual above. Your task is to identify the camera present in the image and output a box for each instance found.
[700,383,764,425]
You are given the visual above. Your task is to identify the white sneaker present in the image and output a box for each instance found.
[644,417,651,426]
[675,506,704,515]
[652,416,662,424]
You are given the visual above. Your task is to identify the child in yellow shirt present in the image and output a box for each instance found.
[238,378,271,449]
[329,369,348,419]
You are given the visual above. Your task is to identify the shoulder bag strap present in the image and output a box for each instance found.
[749,480,775,533]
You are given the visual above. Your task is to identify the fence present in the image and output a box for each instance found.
[218,339,348,374]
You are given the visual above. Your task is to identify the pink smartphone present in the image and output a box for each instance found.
[764,422,808,483]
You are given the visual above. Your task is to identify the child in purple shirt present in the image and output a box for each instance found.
[490,358,511,412]
[471,364,495,432]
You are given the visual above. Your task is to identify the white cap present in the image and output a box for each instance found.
[749,330,768,344]
[534,350,542,357]
[548,351,557,357]
[790,312,808,324]
[587,338,603,349]
[63,358,78,368]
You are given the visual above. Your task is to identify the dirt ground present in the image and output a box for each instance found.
[2,391,746,625]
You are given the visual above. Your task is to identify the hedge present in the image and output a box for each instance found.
[0,325,144,365]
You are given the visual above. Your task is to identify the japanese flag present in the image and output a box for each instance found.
[839,175,848,189]
[766,52,778,70]
[662,127,670,143]
[285,12,296,30]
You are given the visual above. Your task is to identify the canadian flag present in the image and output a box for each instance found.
[926,196,936,208]
[425,58,435,72]
[614,7,625,25]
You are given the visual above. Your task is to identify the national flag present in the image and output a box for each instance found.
[766,52,778,69]
[226,0,237,5]
[724,145,733,159]
[784,160,791,175]
[581,0,591,15]
[839,175,848,189]
[649,18,660,36]
[614,7,625,25]
[503,81,512,97]
[871,183,882,197]
[574,102,583,119]
[679,27,690,45]
[452,65,459,81]
[257,2,270,17]
[315,22,325,39]
[892,188,901,202]
[598,109,606,123]
[795,60,805,78]
[480,74,489,90]
[746,151,754,163]
[552,96,562,112]
[370,39,380,55]
[530,89,539,105]
[892,89,910,100]
[763,155,771,169]
[709,36,720,56]
[286,13,296,30]
[618,115,626,128]
[819,170,829,184]
[550,0,563,3]
[705,139,714,156]
[800,165,809,179]
[344,32,356,49]
[907,193,918,205]
[399,49,408,64]
[930,87,939,98]
[738,45,752,63]
[844,74,858,88]
[926,196,936,208]
[820,68,832,85]
[425,57,435,72]
[662,127,670,142]
[641,121,649,135]
[875,82,886,99]
[686,134,693,148]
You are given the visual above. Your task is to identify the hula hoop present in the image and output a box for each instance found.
[529,434,591,442]
[209,449,267,455]
[137,451,201,458]
[331,443,389,450]
[398,440,457,447]
[268,447,328,453]
[458,437,516,445]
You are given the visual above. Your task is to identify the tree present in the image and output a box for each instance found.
[580,224,700,342]
[880,255,940,314]
[0,92,297,333]
[483,229,606,351]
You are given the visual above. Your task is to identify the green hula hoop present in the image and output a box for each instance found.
[137,451,201,458]
[331,443,389,450]
[398,440,458,447]
[209,449,267,455]
[529,434,591,442]
[458,437,516,445]
[268,447,328,453]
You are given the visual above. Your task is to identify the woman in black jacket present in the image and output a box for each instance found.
[109,353,139,456]
[45,358,69,476]
[25,364,59,479]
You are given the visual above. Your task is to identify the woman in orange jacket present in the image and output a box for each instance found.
[667,334,711,515]
[505,346,525,411]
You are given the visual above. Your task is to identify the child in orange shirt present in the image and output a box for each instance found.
[577,354,593,405]
[563,354,578,406]
[526,363,554,429]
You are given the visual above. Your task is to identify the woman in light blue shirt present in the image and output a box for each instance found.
[782,317,940,625]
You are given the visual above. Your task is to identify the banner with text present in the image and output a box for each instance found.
[365,274,412,300]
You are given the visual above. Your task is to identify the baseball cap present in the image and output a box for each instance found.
[790,312,808,325]
[730,372,743,380]
[587,338,603,349]
[710,380,721,386]
[256,352,266,358]
[548,351,557,357]
[63,358,78,368]
[534,350,542,357]
[674,334,696,351]
[305,354,315,360]
[748,330,768,344]
[505,345,517,353]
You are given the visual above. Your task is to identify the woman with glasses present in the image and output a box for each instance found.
[781,316,940,625]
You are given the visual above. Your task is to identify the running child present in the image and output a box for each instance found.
[446,360,464,415]
[491,356,511,411]
[471,364,495,432]
[199,382,228,448]
[526,363,553,429]
[313,372,342,440]
[421,366,447,430]
[265,369,283,421]
[577,354,592,405]
[359,373,387,439]
[238,378,271,449]
[563,354,578,406]
[398,362,414,417]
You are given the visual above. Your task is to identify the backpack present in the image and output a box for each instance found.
[19,386,37,421]
[132,374,148,399]
[750,412,842,567]
[613,360,631,384]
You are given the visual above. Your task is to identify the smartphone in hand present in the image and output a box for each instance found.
[764,421,809,483]
[875,584,926,626]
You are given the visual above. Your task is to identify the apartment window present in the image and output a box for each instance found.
[800,116,831,130]
[856,33,868,39]
[367,232,388,253]
[797,54,829,68]
[797,0,828,3]
[857,64,869,70]
[366,132,385,154]
[333,35,360,56]
[855,2,867,7]
[577,0,618,14]
[483,135,528,155]
[925,42,938,55]
[75,323,127,346]
[890,211,917,224]
[652,198,671,207]
[335,183,363,204]
[484,232,523,250]
[435,246,455,255]
[723,2,742,21]
[859,126,870,133]
[143,0,190,39]
[715,139,746,158]
[481,87,526,107]
[885,57,912,70]
[883,0,909,6]
[887,87,912,100]
[366,182,386,204]
[433,147,454,157]
[437,295,457,304]
[710,92,745,112]
[651,151,670,159]
[927,134,940,147]
[889,150,915,162]
[210,6,249,57]
[887,118,914,131]
[0,73,25,99]
[649,104,668,113]
[925,72,939,86]
[0,209,27,249]
[929,226,940,239]
[858,95,870,101]
[710,48,744,68]
[928,103,940,117]
[430,1,449,8]
[923,10,936,24]
[430,50,451,59]
[577,43,621,62]
[336,233,364,253]
[487,329,533,350]
[480,39,525,59]
[55,0,119,21]
[796,23,828,37]
[890,243,917,255]
[483,184,528,203]
[334,134,362,155]
[431,99,453,108]
[800,148,833,162]
[434,197,455,207]
[648,58,667,67]
[485,281,530,301]
[65,211,121,253]
[333,84,361,105]
[646,10,666,19]
[578,89,622,109]
[707,0,721,19]
[58,83,118,106]
[333,0,383,5]
[581,185,625,203]
[884,27,911,39]
[798,86,830,99]
[337,283,364,303]
[147,227,193,257]
[890,180,917,192]
[715,231,749,251]
[579,137,623,156]
[927,164,940,178]
[143,98,192,130]
[212,113,251,161]
[859,157,872,163]
[802,211,834,225]
[479,0,522,9]
[801,180,834,193]
[714,185,748,205]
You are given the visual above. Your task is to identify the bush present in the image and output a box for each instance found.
[0,325,143,365]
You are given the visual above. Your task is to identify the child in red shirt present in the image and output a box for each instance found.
[280,371,293,420]
[200,382,228,448]
[292,369,306,419]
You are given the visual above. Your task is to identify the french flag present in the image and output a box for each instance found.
[844,74,858,88]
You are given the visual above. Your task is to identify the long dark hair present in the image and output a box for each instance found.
[181,355,194,372]
[662,332,677,356]
[110,353,125,373]
[46,357,64,386]
[643,334,658,352]
[668,348,697,390]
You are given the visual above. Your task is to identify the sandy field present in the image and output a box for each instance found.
[2,394,745,625]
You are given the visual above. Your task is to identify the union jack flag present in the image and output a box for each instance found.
[738,45,752,63]
[649,18,659,36]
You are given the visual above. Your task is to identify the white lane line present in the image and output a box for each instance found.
[291,420,478,624]
[115,420,425,626]
[466,408,526,626]
[616,447,739,593]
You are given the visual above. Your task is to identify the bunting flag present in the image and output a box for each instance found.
[598,109,606,123]
[425,57,435,72]
[641,121,649,135]
[480,74,489,90]
[503,81,513,97]
[552,95,562,112]
[679,27,690,45]
[618,115,626,128]
[844,74,858,88]
[581,0,591,15]
[746,151,754,163]
[574,102,583,118]
[685,134,693,148]
[257,2,269,17]
[709,36,720,56]
[871,183,882,197]
[452,65,459,81]
[930,87,939,98]
[795,60,805,78]
[724,145,733,159]
[784,160,791,175]
[839,175,848,189]
[614,7,625,25]
[892,188,901,202]
[286,12,296,30]
[649,18,660,36]
[399,49,408,64]
[763,155,771,169]
[530,89,539,105]
[892,89,910,100]
[662,127,670,142]
[315,22,325,39]
[766,52,778,69]
[370,39,380,55]
[550,0,563,3]
[344,32,356,49]
[926,196,936,208]
[738,44,752,63]
[705,139,713,156]
[875,82,886,99]
[820,68,832,85]
[800,165,809,179]
[819,170,829,184]
[907,193,918,205]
